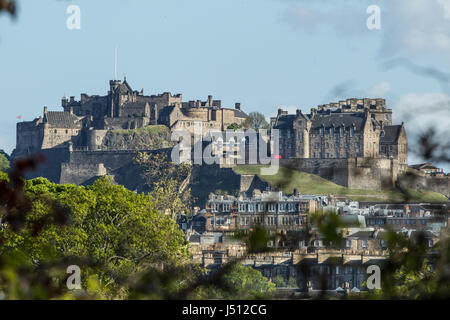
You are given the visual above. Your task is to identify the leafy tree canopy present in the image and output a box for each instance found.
[241,112,269,130]
[0,150,10,172]
[0,176,189,298]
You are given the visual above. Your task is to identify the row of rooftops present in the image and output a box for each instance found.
[208,190,328,203]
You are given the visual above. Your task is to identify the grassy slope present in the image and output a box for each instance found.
[234,165,448,202]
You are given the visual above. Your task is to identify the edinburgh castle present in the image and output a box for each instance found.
[11,79,449,199]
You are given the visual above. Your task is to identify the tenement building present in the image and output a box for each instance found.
[271,98,407,164]
[204,190,322,233]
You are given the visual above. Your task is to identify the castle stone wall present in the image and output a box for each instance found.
[60,163,107,185]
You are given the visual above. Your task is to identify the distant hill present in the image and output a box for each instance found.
[234,165,448,202]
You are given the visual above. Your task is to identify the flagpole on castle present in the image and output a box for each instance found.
[114,45,118,81]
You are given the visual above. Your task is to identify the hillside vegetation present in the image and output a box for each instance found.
[104,125,174,150]
[234,165,448,202]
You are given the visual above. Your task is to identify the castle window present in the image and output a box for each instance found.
[340,128,344,137]
[320,127,324,137]
[326,153,329,158]
[325,143,329,148]
[350,127,354,137]
[362,240,368,249]
[380,130,385,137]
[389,146,393,152]
[65,130,69,134]
[287,130,291,138]
[54,130,57,134]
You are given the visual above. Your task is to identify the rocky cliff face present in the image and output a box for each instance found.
[102,125,175,150]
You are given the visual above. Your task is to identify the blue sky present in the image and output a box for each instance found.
[0,0,449,169]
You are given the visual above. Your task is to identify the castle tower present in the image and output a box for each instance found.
[108,80,122,117]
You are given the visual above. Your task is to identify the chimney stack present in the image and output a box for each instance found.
[235,102,241,110]
[43,106,48,114]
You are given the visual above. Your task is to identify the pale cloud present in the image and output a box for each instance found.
[365,81,391,98]
[282,1,368,36]
[392,92,450,168]
[281,0,450,58]
[382,0,450,57]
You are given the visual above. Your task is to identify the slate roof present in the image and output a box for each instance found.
[311,114,366,132]
[118,80,133,95]
[122,101,149,109]
[272,114,297,129]
[44,111,81,128]
[158,105,176,118]
[233,108,248,118]
[346,230,375,239]
[410,163,438,170]
[380,125,402,144]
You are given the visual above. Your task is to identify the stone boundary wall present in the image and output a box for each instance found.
[60,163,107,185]
[398,167,450,198]
[279,158,401,191]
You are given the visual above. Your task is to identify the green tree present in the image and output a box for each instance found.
[227,123,241,131]
[0,150,10,172]
[194,264,276,299]
[135,152,192,219]
[241,112,269,130]
[273,275,286,288]
[0,176,189,299]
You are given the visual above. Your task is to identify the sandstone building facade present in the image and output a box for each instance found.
[271,98,407,165]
